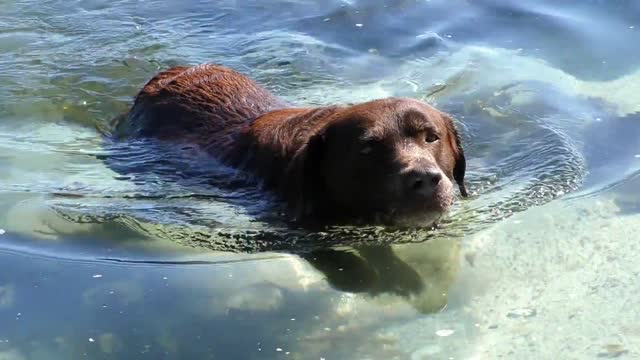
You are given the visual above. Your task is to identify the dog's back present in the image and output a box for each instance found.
[112,64,287,148]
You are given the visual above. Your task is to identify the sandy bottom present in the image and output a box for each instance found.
[377,192,640,359]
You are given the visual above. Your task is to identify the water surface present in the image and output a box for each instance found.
[1,0,639,358]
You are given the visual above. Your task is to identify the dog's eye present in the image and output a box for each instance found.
[425,133,439,143]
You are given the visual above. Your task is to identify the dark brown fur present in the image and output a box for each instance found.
[113,64,468,225]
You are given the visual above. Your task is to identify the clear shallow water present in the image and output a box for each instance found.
[1,0,639,358]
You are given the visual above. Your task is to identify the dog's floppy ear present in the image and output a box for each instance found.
[444,115,468,197]
[284,132,327,221]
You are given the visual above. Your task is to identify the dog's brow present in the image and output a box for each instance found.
[401,110,437,134]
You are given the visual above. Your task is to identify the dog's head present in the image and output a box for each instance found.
[287,98,467,226]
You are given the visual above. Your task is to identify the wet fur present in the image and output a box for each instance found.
[113,64,467,224]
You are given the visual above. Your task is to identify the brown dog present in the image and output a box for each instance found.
[113,64,468,226]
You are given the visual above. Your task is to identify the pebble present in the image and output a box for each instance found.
[598,344,628,358]
[507,307,537,319]
[435,329,455,337]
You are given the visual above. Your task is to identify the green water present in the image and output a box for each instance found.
[0,0,639,359]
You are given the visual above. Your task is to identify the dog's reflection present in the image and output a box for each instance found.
[303,237,461,313]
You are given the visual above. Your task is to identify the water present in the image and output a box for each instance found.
[1,0,639,358]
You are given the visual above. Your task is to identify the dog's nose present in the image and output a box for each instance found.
[406,169,442,194]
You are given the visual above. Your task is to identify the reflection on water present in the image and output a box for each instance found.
[305,238,461,313]
[1,0,640,358]
[0,234,469,359]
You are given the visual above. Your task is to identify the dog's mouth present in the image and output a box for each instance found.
[378,185,454,227]
[317,180,455,227]
[382,206,447,228]
[351,195,452,228]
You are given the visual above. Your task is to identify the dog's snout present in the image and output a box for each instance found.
[405,169,443,194]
